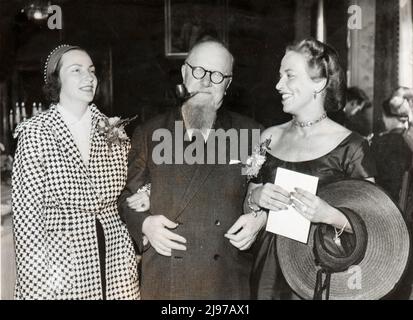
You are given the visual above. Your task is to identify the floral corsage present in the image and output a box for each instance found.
[243,136,272,180]
[97,115,138,152]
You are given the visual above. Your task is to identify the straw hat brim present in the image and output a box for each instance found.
[277,179,411,300]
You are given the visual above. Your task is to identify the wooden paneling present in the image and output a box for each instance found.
[347,0,376,133]
[374,0,399,132]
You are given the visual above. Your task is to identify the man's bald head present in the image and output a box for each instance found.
[186,40,234,73]
[181,38,234,113]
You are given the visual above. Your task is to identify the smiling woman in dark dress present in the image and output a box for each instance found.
[244,39,376,299]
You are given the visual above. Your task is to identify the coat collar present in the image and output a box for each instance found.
[46,103,106,177]
[48,103,106,129]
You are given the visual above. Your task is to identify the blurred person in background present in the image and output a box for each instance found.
[371,86,413,300]
[371,86,413,212]
[343,86,373,140]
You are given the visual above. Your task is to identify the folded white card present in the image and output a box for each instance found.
[265,167,319,244]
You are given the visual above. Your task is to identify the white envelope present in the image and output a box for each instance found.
[265,167,319,244]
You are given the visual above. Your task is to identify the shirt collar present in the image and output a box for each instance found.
[186,128,212,143]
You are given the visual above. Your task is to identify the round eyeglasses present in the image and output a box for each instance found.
[185,62,232,85]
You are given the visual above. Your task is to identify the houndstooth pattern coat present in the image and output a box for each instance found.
[11,104,139,300]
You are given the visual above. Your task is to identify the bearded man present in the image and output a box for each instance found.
[118,38,263,299]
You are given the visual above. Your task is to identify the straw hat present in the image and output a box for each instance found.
[277,179,411,300]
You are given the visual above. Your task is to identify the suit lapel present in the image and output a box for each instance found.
[173,164,214,221]
[173,108,233,220]
[166,107,195,181]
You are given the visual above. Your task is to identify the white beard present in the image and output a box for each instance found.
[181,97,216,131]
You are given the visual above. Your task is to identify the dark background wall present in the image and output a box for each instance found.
[1,0,394,154]
[0,0,297,139]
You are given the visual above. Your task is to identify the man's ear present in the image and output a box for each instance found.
[225,77,232,91]
[181,64,186,82]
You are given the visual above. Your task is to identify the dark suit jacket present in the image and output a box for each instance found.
[118,106,262,299]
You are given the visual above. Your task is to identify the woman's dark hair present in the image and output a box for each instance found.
[286,38,346,112]
[42,48,87,104]
[43,67,61,104]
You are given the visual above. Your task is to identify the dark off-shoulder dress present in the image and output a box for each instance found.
[250,132,376,299]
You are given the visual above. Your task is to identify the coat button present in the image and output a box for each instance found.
[215,220,220,226]
[213,254,220,260]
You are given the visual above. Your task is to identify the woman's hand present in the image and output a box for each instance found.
[290,187,332,223]
[290,187,351,232]
[251,183,291,212]
[127,191,150,212]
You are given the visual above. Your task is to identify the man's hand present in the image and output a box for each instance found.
[142,215,187,256]
[224,212,267,251]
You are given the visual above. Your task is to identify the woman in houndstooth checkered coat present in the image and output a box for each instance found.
[11,45,140,299]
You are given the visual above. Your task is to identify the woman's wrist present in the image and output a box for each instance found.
[247,189,262,217]
[325,207,353,233]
